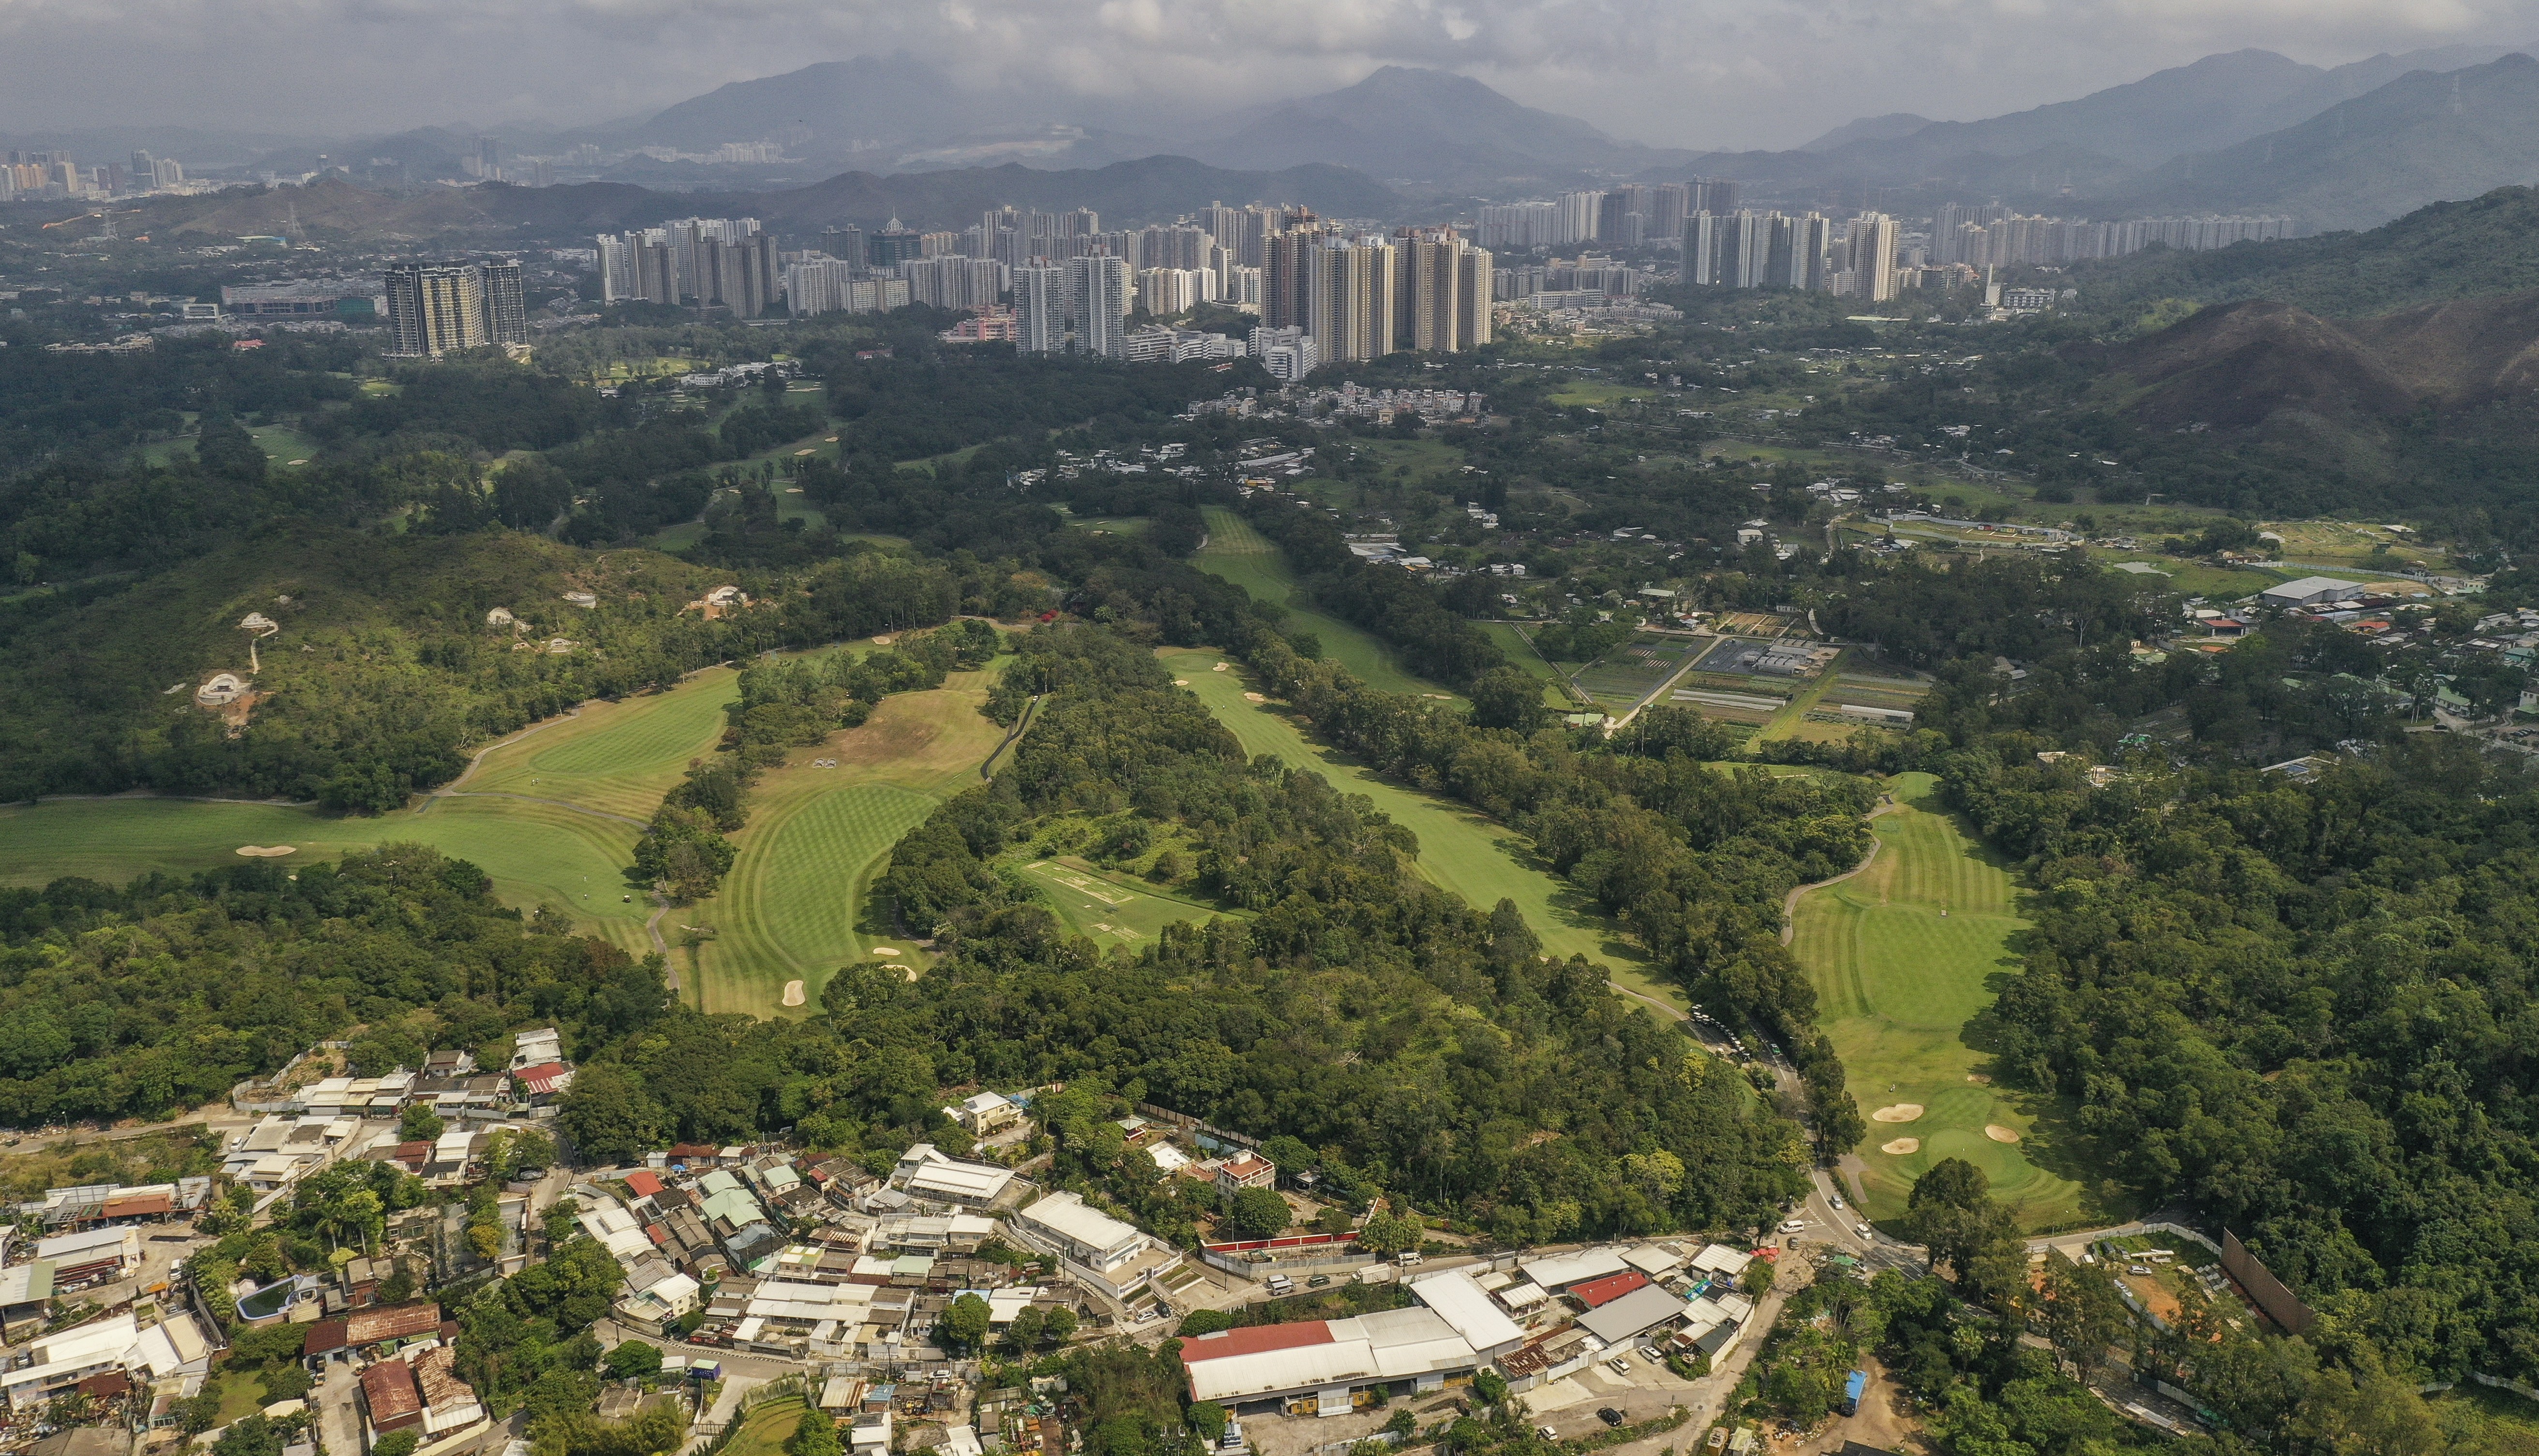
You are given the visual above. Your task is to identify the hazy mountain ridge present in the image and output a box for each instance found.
[2108,53,2539,232]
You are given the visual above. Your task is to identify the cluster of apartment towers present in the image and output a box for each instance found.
[594,205,1492,363]
[382,259,531,358]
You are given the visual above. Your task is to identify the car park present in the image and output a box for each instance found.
[1638,1344,1664,1364]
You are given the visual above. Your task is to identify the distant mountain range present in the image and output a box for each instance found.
[589,44,2539,232]
[32,42,2539,237]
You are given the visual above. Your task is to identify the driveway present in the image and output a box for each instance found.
[316,1359,362,1456]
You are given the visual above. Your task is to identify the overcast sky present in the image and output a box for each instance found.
[1,0,2533,149]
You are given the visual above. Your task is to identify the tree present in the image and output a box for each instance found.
[2039,1257,2129,1380]
[603,1341,663,1381]
[1184,1403,1227,1441]
[371,1434,420,1456]
[558,1064,668,1165]
[1227,1187,1292,1241]
[1902,1158,2018,1279]
[399,1103,447,1142]
[1177,1309,1234,1338]
[1467,667,1549,733]
[1042,1306,1077,1345]
[1743,1258,1776,1297]
[1356,1202,1422,1256]
[939,1292,992,1353]
[787,1413,844,1456]
[1005,1305,1045,1352]
[1472,1369,1507,1406]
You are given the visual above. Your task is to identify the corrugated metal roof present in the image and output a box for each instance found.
[1576,1284,1688,1344]
[1571,1270,1651,1308]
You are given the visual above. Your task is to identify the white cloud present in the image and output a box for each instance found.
[0,0,2527,147]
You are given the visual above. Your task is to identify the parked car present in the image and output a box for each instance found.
[1308,1274,1331,1288]
[1856,1222,1872,1237]
[1779,1219,1807,1233]
[1597,1409,1626,1428]
[1638,1345,1664,1364]
[1397,1251,1424,1267]
[1536,1428,1558,1442]
[1606,1357,1631,1376]
[2128,1265,2154,1276]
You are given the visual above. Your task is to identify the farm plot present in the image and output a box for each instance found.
[1571,632,1701,713]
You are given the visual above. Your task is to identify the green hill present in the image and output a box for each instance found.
[2079,184,2539,318]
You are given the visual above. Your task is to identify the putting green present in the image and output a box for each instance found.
[1157,647,1676,1011]
[683,677,1009,1016]
[1792,772,2101,1230]
[1196,508,1458,702]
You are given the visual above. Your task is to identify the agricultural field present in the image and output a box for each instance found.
[718,1397,809,1456]
[1571,631,1701,713]
[2258,518,2451,575]
[1791,772,2108,1232]
[682,675,1010,1018]
[1194,507,1458,702]
[1157,647,1683,1015]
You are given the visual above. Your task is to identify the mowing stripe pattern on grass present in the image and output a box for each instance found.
[1791,772,2101,1231]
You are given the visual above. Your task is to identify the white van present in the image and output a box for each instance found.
[1396,1251,1424,1267]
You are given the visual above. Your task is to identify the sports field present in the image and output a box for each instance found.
[683,676,1009,1017]
[1195,507,1457,702]
[1158,647,1679,1012]
[1790,772,2102,1231]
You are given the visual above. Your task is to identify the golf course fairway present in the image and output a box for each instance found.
[1791,771,2102,1230]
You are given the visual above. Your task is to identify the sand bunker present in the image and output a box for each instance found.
[236,845,297,857]
[1213,662,1229,672]
[1966,1074,1993,1084]
[1871,1103,1925,1123]
[781,980,806,1006]
[1880,1138,1921,1155]
[870,946,900,957]
[1985,1124,2022,1144]
[871,634,895,645]
[1174,679,1190,686]
[1243,691,1268,703]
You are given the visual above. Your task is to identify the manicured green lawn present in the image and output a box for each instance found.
[686,678,1009,1016]
[1791,772,2112,1232]
[1195,507,1458,702]
[1013,855,1243,951]
[0,794,651,956]
[465,669,738,821]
